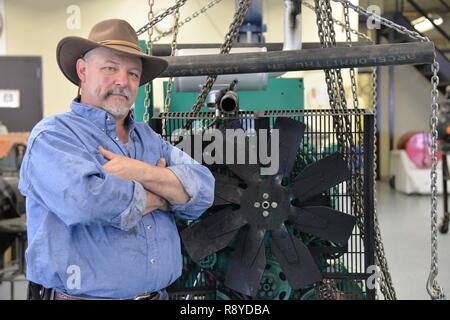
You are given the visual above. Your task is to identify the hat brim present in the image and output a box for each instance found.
[57,36,168,86]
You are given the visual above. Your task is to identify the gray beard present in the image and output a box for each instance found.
[102,105,130,119]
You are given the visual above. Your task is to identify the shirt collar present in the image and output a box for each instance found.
[70,99,136,133]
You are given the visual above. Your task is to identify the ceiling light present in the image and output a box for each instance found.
[412,14,443,33]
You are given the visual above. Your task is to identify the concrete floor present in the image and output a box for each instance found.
[376,181,450,300]
[1,181,450,300]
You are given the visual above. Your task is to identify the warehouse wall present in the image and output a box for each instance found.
[377,64,433,179]
[2,0,358,117]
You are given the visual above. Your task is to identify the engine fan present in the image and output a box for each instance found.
[180,117,356,297]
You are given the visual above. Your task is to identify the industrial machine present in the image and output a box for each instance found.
[152,106,375,300]
[133,0,411,300]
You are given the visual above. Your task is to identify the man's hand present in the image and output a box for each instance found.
[99,146,171,213]
[145,191,170,213]
[144,158,169,213]
[100,146,189,205]
[99,146,149,182]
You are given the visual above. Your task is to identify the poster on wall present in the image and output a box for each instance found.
[0,0,5,54]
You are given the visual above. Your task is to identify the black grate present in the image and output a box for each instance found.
[154,109,375,300]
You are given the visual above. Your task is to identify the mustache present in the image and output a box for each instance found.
[105,88,130,101]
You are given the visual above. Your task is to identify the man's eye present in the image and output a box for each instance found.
[131,73,140,80]
[103,66,117,73]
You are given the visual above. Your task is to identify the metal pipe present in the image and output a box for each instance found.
[150,42,370,56]
[219,91,239,114]
[159,42,435,78]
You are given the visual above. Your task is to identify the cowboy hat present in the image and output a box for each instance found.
[56,19,168,86]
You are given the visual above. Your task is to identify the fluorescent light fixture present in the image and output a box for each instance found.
[412,15,443,33]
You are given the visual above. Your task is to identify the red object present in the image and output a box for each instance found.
[0,133,29,158]
[405,132,442,169]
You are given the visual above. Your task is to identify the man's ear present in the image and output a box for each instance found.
[76,58,87,83]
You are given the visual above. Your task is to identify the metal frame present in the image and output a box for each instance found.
[159,42,435,78]
[154,109,376,300]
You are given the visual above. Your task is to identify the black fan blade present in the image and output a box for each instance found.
[292,194,331,208]
[272,117,306,180]
[291,153,351,202]
[224,226,266,297]
[227,163,260,184]
[270,225,322,289]
[213,173,244,206]
[225,133,261,183]
[217,118,261,183]
[181,207,247,261]
[289,206,356,244]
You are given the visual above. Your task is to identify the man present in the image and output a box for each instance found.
[19,19,215,300]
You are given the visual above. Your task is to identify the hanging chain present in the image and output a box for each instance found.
[152,0,224,42]
[428,60,446,300]
[143,0,155,125]
[303,1,372,42]
[329,0,444,300]
[184,0,251,130]
[339,1,397,300]
[164,7,181,113]
[136,0,187,36]
[340,0,397,300]
[313,0,399,300]
[314,0,345,151]
[371,66,397,300]
[342,2,360,110]
[315,279,342,300]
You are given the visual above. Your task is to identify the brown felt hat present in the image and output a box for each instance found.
[56,19,168,86]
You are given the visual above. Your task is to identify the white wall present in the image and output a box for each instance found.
[0,0,5,54]
[377,64,433,179]
[2,0,359,117]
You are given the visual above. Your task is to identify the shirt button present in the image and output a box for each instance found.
[150,259,156,264]
[115,137,119,141]
[147,225,152,230]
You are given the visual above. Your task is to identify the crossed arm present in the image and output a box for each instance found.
[99,146,190,213]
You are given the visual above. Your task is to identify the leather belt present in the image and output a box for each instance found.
[54,290,161,300]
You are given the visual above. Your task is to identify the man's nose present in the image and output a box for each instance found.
[113,68,129,87]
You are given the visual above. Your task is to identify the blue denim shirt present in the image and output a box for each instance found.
[19,100,214,298]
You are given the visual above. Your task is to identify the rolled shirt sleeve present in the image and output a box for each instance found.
[160,138,215,220]
[19,130,146,231]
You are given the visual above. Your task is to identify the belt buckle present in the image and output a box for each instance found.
[134,291,156,300]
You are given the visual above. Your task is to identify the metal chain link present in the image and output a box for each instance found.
[338,2,397,300]
[427,60,446,300]
[184,0,251,130]
[371,66,397,300]
[314,0,366,299]
[152,0,224,42]
[371,66,380,300]
[164,7,181,113]
[302,1,373,41]
[314,0,345,151]
[143,0,155,125]
[339,0,397,301]
[315,279,342,300]
[136,0,188,36]
[342,2,360,110]
[313,0,398,300]
[330,0,444,300]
